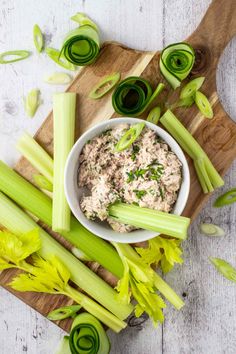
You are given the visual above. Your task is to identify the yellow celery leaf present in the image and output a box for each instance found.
[0,229,41,266]
[136,236,183,273]
[115,259,131,304]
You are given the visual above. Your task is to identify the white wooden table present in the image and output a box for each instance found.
[0,1,236,353]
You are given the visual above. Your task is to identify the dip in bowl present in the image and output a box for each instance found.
[65,118,190,243]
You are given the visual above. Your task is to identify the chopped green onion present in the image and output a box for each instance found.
[160,42,195,89]
[33,24,44,53]
[214,188,236,207]
[24,89,40,118]
[52,93,76,232]
[61,13,100,66]
[115,122,145,152]
[0,191,132,322]
[0,50,31,64]
[33,174,53,192]
[199,223,225,237]
[47,305,81,320]
[109,203,190,239]
[160,110,224,193]
[146,106,161,124]
[46,47,76,71]
[210,257,236,283]
[112,76,165,116]
[69,313,110,354]
[44,72,72,85]
[194,91,213,118]
[89,72,120,99]
[16,132,53,183]
[180,77,205,99]
[56,336,71,354]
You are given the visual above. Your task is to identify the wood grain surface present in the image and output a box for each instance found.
[1,0,236,353]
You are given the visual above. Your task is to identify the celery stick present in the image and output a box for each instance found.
[52,93,76,232]
[0,191,133,320]
[109,203,190,240]
[0,161,123,278]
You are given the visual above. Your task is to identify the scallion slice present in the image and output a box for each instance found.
[33,174,53,192]
[24,89,40,118]
[146,106,161,124]
[47,305,81,320]
[44,72,72,85]
[210,257,236,283]
[180,77,205,99]
[0,50,31,64]
[214,188,236,207]
[33,24,44,53]
[115,122,145,152]
[61,13,100,66]
[199,223,225,237]
[69,313,110,354]
[46,47,76,71]
[112,76,165,116]
[160,42,195,89]
[194,91,213,118]
[89,72,120,99]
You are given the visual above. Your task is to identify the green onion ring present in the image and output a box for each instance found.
[112,76,165,116]
[33,24,44,53]
[0,50,31,64]
[115,122,145,152]
[47,305,81,320]
[89,72,120,99]
[46,47,76,71]
[214,188,236,208]
[69,313,110,354]
[160,42,195,89]
[180,76,205,99]
[61,13,100,66]
[194,91,213,118]
[146,106,161,125]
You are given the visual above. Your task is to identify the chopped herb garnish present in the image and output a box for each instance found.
[134,189,147,199]
[131,145,140,161]
[126,171,135,183]
[159,187,165,200]
[101,129,111,136]
[132,201,139,206]
[134,168,147,178]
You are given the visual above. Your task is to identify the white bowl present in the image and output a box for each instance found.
[65,118,190,244]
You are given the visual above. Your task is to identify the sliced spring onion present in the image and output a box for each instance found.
[160,42,195,89]
[109,202,190,239]
[115,122,145,152]
[56,336,71,354]
[33,24,44,53]
[33,174,53,192]
[194,91,213,118]
[61,13,100,66]
[44,72,72,85]
[16,132,54,183]
[199,223,225,237]
[160,110,224,193]
[89,72,120,99]
[0,50,31,64]
[146,106,161,124]
[71,13,99,32]
[46,47,76,71]
[24,89,40,118]
[0,191,132,322]
[52,93,76,232]
[210,257,236,283]
[0,161,124,279]
[180,77,205,99]
[69,313,110,354]
[112,76,165,116]
[47,305,82,320]
[214,188,236,207]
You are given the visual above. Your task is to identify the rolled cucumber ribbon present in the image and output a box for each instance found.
[160,42,195,89]
[61,13,100,66]
[112,76,165,116]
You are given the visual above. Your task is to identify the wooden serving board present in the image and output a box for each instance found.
[1,0,236,333]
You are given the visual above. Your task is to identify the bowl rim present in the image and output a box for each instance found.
[64,117,190,244]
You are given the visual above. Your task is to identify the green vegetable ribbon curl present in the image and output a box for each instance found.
[69,313,110,354]
[61,13,100,66]
[112,76,165,116]
[160,42,195,89]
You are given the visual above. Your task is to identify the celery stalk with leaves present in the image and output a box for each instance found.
[0,228,126,332]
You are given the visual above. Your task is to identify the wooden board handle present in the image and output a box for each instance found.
[188,0,236,72]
